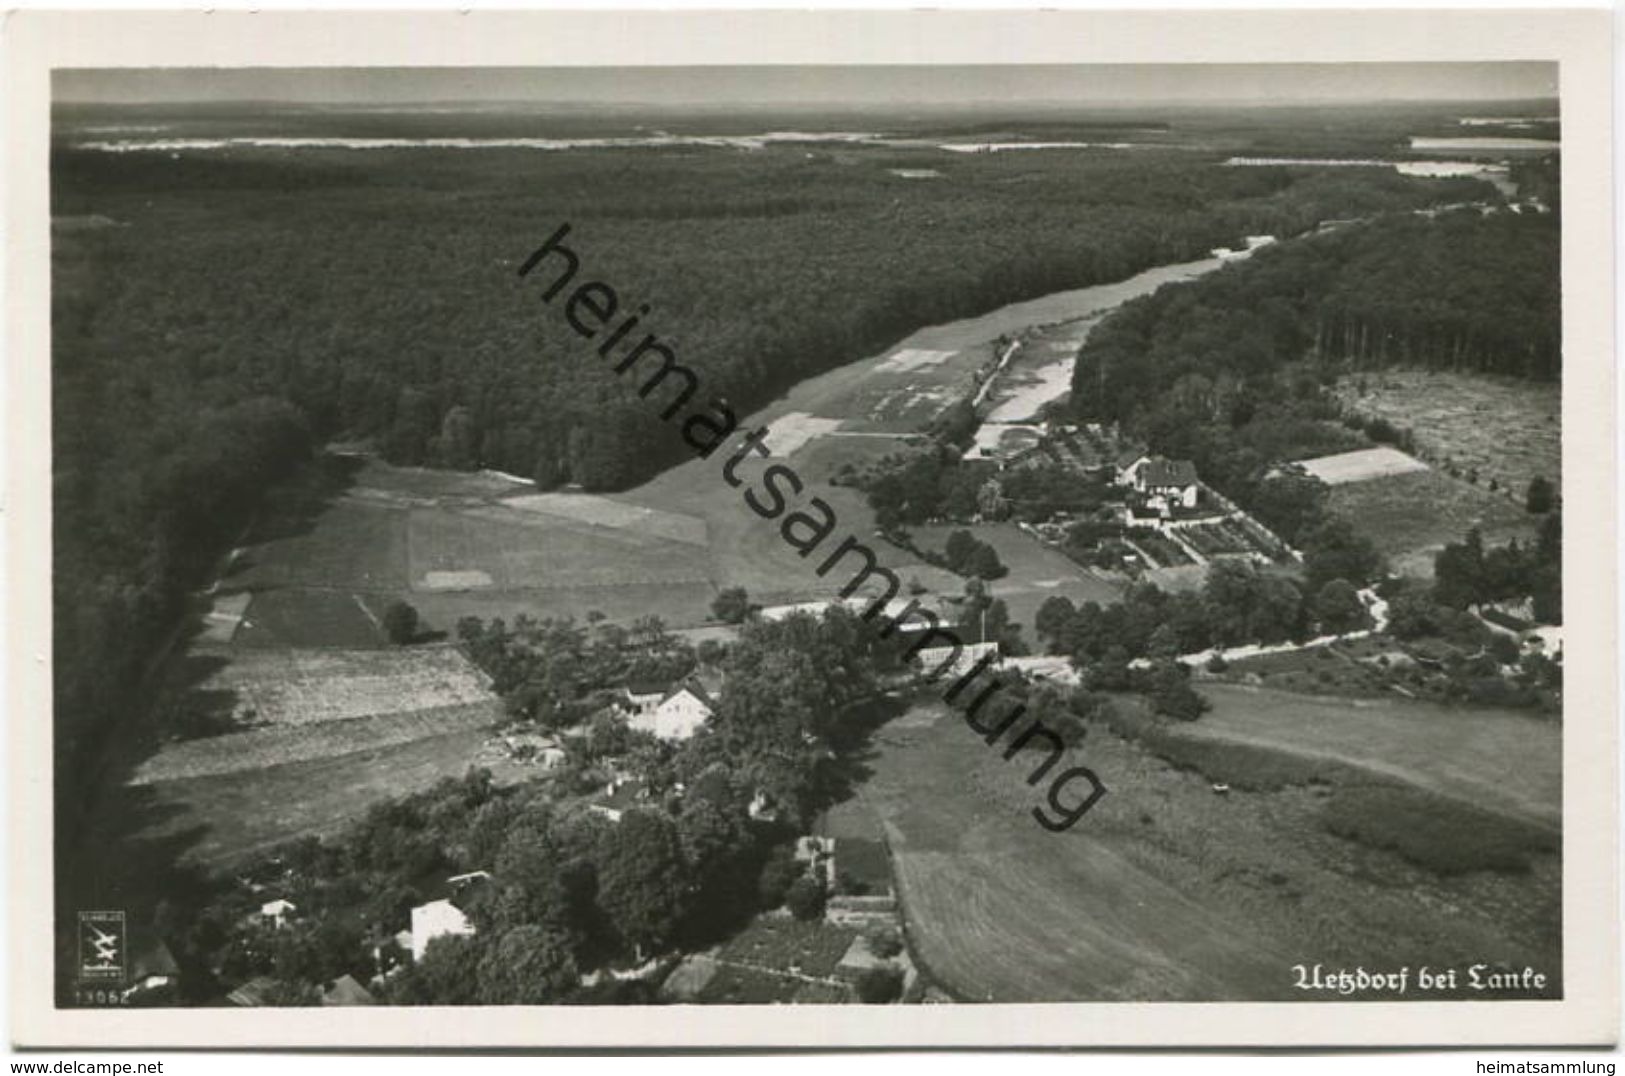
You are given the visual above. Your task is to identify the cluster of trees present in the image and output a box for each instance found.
[157,601,909,1007]
[853,445,987,530]
[52,396,314,826]
[686,608,898,826]
[1072,211,1559,436]
[456,614,697,729]
[939,530,1007,581]
[1036,558,1373,671]
[1432,515,1562,624]
[1068,210,1558,551]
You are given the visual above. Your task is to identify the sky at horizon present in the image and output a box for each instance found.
[55,63,1557,108]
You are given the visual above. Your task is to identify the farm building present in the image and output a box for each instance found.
[1119,455,1200,516]
[587,778,660,823]
[409,899,476,963]
[497,730,566,768]
[627,680,717,742]
[258,898,297,929]
[617,679,669,717]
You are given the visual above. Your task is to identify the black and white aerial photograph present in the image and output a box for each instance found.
[22,10,1611,1043]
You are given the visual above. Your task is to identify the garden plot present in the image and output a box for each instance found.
[177,645,495,730]
[1297,446,1430,485]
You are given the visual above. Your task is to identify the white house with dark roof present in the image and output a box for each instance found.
[1120,455,1200,515]
[627,680,717,742]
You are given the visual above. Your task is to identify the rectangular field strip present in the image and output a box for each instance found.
[129,701,500,785]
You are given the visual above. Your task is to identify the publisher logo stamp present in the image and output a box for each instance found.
[78,910,126,983]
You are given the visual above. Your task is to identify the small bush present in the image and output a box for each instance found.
[855,965,904,1004]
[865,926,904,959]
[757,847,801,910]
[784,876,827,922]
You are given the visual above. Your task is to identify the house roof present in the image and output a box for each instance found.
[1114,446,1150,470]
[660,680,717,712]
[591,779,654,813]
[1140,458,1198,488]
[129,933,180,980]
[623,678,669,698]
[227,976,278,1007]
[322,974,377,1007]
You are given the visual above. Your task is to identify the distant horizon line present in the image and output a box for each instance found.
[52,96,1560,110]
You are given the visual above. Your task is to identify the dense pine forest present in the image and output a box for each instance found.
[51,127,1500,824]
[1068,205,1559,494]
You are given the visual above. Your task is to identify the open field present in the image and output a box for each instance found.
[109,727,528,869]
[408,503,711,590]
[234,588,385,649]
[129,702,500,785]
[1327,468,1538,577]
[823,693,1559,1001]
[163,645,495,731]
[1177,683,1560,828]
[1333,368,1561,498]
[1296,445,1430,485]
[232,500,410,592]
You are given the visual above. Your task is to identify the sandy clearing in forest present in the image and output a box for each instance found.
[1297,445,1430,485]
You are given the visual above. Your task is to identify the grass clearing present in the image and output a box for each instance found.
[911,522,1124,638]
[1333,368,1560,497]
[407,504,710,591]
[115,726,528,869]
[503,493,708,546]
[165,645,495,731]
[1169,684,1560,828]
[234,589,384,649]
[130,701,500,784]
[1327,468,1538,578]
[1321,785,1558,875]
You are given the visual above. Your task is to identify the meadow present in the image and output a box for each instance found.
[821,691,1560,1002]
[1333,368,1561,498]
[1326,468,1538,577]
[909,522,1124,639]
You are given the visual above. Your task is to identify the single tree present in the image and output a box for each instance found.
[594,810,689,959]
[382,600,420,645]
[710,587,752,625]
[476,925,579,1005]
[785,875,827,922]
[1313,579,1368,634]
[1525,476,1555,515]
